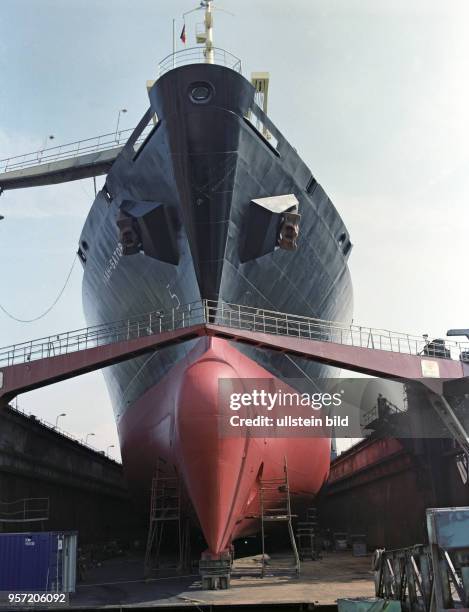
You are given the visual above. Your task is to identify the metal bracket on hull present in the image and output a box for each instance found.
[239,194,300,262]
[118,200,180,265]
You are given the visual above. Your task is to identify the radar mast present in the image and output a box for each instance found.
[196,1,215,64]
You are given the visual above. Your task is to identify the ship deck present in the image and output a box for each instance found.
[67,551,374,610]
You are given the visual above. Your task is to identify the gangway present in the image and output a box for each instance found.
[0,300,468,455]
[0,111,154,191]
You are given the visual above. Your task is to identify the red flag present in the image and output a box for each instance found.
[180,24,186,44]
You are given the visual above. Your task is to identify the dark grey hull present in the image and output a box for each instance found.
[79,63,353,425]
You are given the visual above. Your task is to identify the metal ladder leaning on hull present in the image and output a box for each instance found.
[144,458,190,576]
[259,456,300,578]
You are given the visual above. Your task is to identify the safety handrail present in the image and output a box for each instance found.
[0,122,155,175]
[157,46,242,78]
[0,497,49,522]
[0,300,468,368]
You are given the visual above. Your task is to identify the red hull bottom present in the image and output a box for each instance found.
[119,337,331,555]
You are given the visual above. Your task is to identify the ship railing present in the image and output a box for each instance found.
[203,300,469,363]
[0,301,207,368]
[1,300,468,369]
[361,397,407,429]
[0,497,50,523]
[157,47,242,78]
[0,123,155,175]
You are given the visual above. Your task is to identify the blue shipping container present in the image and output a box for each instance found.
[0,531,77,592]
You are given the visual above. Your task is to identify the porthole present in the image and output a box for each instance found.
[189,82,213,104]
[338,232,347,246]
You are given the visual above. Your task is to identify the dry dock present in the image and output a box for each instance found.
[68,551,373,610]
[0,404,145,543]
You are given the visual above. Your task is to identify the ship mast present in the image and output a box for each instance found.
[202,0,214,64]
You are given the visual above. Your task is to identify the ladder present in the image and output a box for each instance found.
[296,507,320,561]
[144,458,189,576]
[259,457,300,577]
[427,393,469,464]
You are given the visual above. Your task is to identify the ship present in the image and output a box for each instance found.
[78,0,353,558]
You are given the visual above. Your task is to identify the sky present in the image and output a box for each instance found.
[1,0,469,460]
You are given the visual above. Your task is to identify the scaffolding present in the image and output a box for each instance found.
[296,507,320,561]
[259,457,300,577]
[144,459,189,576]
[374,507,469,611]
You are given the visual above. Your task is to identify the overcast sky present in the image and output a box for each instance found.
[1,0,468,460]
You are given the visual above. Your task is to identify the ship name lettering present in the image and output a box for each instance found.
[104,243,124,284]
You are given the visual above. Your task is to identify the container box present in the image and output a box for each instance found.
[426,507,469,548]
[338,598,401,612]
[351,534,367,557]
[0,531,77,592]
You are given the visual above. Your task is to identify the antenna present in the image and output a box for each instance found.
[184,0,234,64]
[195,0,214,64]
[204,0,214,63]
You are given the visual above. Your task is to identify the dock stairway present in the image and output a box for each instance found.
[144,459,190,576]
[258,457,300,578]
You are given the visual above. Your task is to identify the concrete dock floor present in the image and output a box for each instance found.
[68,551,375,610]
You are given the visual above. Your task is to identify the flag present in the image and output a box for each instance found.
[180,23,186,44]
